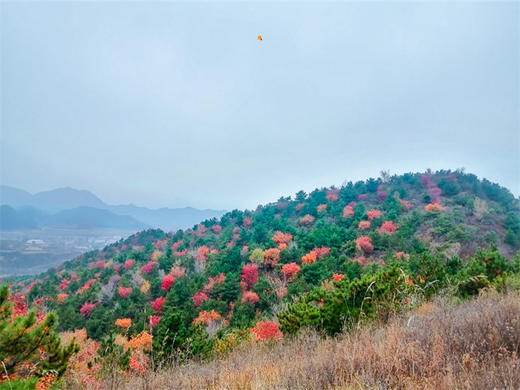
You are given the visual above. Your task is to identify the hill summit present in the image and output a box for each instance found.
[14,170,520,342]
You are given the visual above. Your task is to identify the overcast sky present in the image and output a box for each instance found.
[1,1,518,210]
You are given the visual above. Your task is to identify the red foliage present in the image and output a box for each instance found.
[174,249,188,257]
[299,214,315,226]
[204,273,226,291]
[154,238,169,250]
[57,293,69,303]
[78,279,96,295]
[421,174,432,186]
[118,286,132,298]
[192,291,210,307]
[141,262,157,274]
[425,203,444,212]
[80,303,97,318]
[342,205,354,218]
[241,264,259,289]
[196,246,210,263]
[263,248,281,266]
[161,275,175,292]
[58,279,70,291]
[148,315,162,328]
[124,259,135,270]
[378,221,399,235]
[170,266,186,278]
[241,291,260,304]
[400,199,412,211]
[9,294,28,318]
[377,191,387,201]
[315,247,331,258]
[113,264,122,273]
[88,261,105,269]
[195,224,207,238]
[193,310,222,326]
[301,250,317,265]
[332,273,345,282]
[149,250,163,262]
[358,220,371,230]
[242,217,253,228]
[295,203,305,211]
[395,251,410,260]
[366,209,382,220]
[317,204,327,213]
[249,321,282,342]
[150,297,166,313]
[272,231,293,247]
[282,262,301,279]
[326,189,339,202]
[355,236,374,254]
[357,193,368,201]
[70,274,78,281]
[171,240,183,251]
[212,224,223,234]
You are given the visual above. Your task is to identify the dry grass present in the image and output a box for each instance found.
[92,292,520,390]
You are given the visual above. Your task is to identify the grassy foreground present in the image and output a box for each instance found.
[112,291,520,390]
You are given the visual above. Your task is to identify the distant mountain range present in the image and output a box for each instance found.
[0,185,225,231]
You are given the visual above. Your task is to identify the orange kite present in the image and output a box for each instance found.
[258,35,262,41]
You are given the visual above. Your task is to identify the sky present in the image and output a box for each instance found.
[1,1,518,210]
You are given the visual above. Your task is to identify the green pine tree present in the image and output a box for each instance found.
[0,284,78,377]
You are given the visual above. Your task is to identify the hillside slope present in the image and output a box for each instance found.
[14,170,520,343]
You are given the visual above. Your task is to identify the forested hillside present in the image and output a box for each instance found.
[2,170,520,388]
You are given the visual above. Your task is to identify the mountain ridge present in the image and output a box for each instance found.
[0,185,226,231]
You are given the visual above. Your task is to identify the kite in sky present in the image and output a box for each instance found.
[258,35,262,41]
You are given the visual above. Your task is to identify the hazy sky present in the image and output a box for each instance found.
[1,1,518,210]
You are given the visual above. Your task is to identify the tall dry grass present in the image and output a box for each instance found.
[90,292,520,390]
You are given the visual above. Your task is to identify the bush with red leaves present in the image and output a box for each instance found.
[249,321,282,342]
[161,275,175,292]
[264,248,281,266]
[118,286,132,298]
[193,291,210,307]
[151,297,166,313]
[282,262,301,279]
[366,210,382,220]
[80,303,97,318]
[241,291,260,304]
[241,264,259,289]
[141,262,157,274]
[299,214,315,226]
[355,236,374,254]
[378,221,399,235]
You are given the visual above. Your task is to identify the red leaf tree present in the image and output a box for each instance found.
[118,286,132,299]
[249,321,282,342]
[150,297,166,313]
[282,262,301,280]
[355,236,374,254]
[192,291,210,307]
[161,275,175,292]
[241,264,259,289]
[241,291,260,304]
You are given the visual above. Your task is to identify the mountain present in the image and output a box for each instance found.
[31,188,107,212]
[0,185,32,207]
[0,205,40,230]
[0,185,106,212]
[0,185,225,230]
[44,207,147,230]
[107,204,226,231]
[14,170,519,343]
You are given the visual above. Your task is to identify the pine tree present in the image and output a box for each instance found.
[0,284,78,377]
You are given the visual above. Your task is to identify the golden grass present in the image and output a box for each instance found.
[80,291,520,390]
